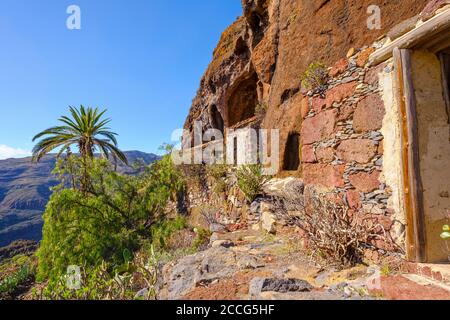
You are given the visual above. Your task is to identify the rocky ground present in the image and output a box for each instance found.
[157,224,450,300]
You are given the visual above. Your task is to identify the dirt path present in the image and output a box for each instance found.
[157,226,450,300]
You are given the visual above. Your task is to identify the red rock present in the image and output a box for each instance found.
[353,94,386,132]
[302,164,345,188]
[377,215,393,231]
[337,104,355,121]
[336,139,377,164]
[370,275,450,300]
[324,82,357,108]
[301,109,337,145]
[421,266,433,278]
[315,146,335,163]
[364,63,384,85]
[300,97,310,119]
[402,262,418,274]
[349,170,380,192]
[356,47,375,67]
[378,142,384,155]
[252,33,277,84]
[432,271,443,282]
[301,145,316,163]
[311,96,326,113]
[329,58,348,77]
[346,189,361,209]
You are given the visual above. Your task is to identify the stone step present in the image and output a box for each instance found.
[402,262,450,286]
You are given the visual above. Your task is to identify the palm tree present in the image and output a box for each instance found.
[32,105,128,165]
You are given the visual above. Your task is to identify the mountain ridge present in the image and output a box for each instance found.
[0,151,160,247]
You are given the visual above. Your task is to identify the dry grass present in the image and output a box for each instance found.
[273,191,390,268]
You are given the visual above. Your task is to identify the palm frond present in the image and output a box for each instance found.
[32,105,126,165]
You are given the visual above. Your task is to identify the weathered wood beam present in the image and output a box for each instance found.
[440,53,450,126]
[393,48,415,260]
[370,9,450,66]
[393,48,427,262]
[401,49,427,263]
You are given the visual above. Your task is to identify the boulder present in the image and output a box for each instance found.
[263,177,305,198]
[250,277,313,299]
[211,240,235,248]
[261,211,277,233]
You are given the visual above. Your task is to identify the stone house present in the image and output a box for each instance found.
[182,0,450,263]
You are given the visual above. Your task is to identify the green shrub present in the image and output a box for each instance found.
[150,215,187,250]
[0,264,35,297]
[36,153,185,284]
[236,164,270,203]
[207,164,230,194]
[40,250,159,300]
[301,62,328,90]
[192,228,212,251]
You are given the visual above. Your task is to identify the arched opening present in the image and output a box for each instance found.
[209,104,224,133]
[227,72,258,127]
[283,133,300,171]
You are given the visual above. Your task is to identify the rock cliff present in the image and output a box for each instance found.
[183,0,430,162]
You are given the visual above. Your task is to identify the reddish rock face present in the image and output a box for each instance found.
[356,47,375,67]
[336,139,377,163]
[300,97,310,119]
[346,189,361,209]
[315,146,335,163]
[301,145,316,163]
[378,142,384,155]
[337,104,355,121]
[252,32,277,84]
[329,58,348,77]
[302,164,345,188]
[371,275,450,300]
[353,94,386,132]
[301,110,337,145]
[312,96,326,113]
[349,170,381,193]
[376,215,393,231]
[324,82,357,108]
[364,63,384,85]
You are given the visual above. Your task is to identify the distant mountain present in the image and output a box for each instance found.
[0,151,160,247]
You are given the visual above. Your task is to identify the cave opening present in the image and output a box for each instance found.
[227,72,258,127]
[283,133,300,171]
[209,104,224,133]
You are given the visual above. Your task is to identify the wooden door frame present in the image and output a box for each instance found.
[393,48,427,262]
[440,53,450,126]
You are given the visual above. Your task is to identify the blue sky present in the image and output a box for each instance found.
[0,0,242,158]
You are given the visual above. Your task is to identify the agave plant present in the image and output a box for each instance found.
[32,105,128,165]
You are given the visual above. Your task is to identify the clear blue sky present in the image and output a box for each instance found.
[0,0,242,158]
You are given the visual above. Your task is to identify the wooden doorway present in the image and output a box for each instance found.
[395,48,450,262]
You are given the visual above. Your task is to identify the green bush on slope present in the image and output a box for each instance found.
[36,153,185,285]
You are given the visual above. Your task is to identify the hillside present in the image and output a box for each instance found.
[0,151,160,247]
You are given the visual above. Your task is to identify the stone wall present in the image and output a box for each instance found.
[296,45,401,254]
